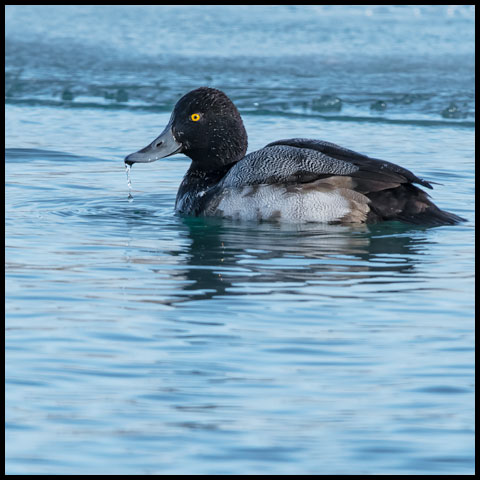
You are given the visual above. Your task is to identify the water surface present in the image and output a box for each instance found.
[5,5,475,475]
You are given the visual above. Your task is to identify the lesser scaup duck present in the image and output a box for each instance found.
[125,87,465,225]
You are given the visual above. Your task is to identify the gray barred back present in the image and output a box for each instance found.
[221,145,359,188]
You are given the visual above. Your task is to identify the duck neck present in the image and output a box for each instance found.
[186,160,236,189]
[175,161,236,215]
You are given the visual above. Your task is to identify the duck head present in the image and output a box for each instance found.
[125,87,248,171]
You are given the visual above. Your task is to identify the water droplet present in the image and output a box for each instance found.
[125,163,134,201]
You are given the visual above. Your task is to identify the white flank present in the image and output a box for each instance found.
[215,185,352,223]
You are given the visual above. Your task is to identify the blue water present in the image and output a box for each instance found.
[5,5,475,475]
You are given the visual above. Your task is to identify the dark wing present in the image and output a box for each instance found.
[265,138,433,190]
[221,142,359,188]
[221,137,433,194]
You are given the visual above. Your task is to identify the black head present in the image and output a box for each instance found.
[125,87,248,171]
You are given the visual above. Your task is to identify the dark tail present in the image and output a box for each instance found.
[366,184,466,226]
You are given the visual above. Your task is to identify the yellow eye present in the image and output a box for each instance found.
[190,113,201,122]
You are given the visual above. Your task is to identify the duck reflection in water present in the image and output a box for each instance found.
[144,217,434,307]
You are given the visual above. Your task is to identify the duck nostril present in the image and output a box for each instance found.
[155,141,163,148]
